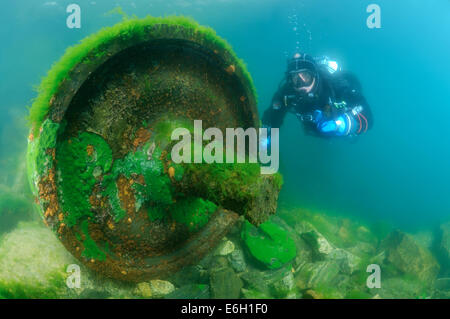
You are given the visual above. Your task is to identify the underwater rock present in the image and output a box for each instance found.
[377,277,431,299]
[300,225,360,275]
[0,221,141,299]
[302,286,346,299]
[26,16,282,282]
[136,282,153,298]
[167,265,209,287]
[150,280,175,298]
[209,255,230,271]
[240,271,270,294]
[241,220,296,270]
[286,208,378,251]
[301,228,334,257]
[294,261,341,291]
[347,242,376,258]
[291,236,313,268]
[440,223,450,254]
[78,289,111,299]
[285,290,301,299]
[209,267,243,298]
[355,226,371,241]
[294,258,353,298]
[434,278,450,298]
[381,230,440,282]
[240,265,292,296]
[228,249,247,273]
[438,222,450,275]
[151,280,176,296]
[293,220,316,235]
[411,230,434,250]
[303,289,324,299]
[0,221,76,298]
[215,239,235,256]
[135,280,175,298]
[165,284,210,299]
[241,288,271,299]
[270,272,295,298]
[333,251,360,275]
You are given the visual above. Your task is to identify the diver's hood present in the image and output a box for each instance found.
[287,53,317,74]
[286,53,320,95]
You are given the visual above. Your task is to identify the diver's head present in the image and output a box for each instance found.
[287,53,319,94]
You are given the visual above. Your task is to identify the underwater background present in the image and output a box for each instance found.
[0,0,449,299]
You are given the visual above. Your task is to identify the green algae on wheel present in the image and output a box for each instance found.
[26,16,282,282]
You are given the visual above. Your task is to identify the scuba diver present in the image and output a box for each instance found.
[262,53,373,146]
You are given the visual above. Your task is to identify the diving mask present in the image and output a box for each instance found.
[290,69,316,90]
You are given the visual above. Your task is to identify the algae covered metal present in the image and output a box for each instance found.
[26,16,282,282]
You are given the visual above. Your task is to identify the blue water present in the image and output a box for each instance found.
[1,0,450,230]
